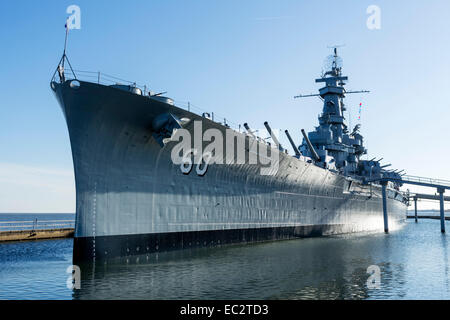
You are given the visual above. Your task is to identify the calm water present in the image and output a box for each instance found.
[1,218,450,300]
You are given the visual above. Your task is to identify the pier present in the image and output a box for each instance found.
[409,193,450,224]
[0,219,74,242]
[370,175,450,233]
[0,228,74,242]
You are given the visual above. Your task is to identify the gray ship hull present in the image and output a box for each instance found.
[52,80,407,263]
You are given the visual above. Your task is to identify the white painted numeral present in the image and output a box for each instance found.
[180,149,196,175]
[196,152,212,176]
[180,150,211,176]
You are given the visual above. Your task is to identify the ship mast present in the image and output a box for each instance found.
[294,48,370,174]
[52,18,76,83]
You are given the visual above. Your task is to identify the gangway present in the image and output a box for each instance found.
[376,175,450,190]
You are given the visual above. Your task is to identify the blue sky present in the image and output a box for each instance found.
[1,0,449,212]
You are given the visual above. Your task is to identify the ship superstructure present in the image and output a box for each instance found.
[297,49,403,185]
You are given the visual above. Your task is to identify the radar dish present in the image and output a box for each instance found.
[323,54,343,72]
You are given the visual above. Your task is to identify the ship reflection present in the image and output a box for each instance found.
[72,230,409,300]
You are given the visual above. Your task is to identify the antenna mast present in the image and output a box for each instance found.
[54,17,76,83]
[62,18,69,68]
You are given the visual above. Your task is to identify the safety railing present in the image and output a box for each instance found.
[68,71,246,131]
[51,61,281,147]
[396,175,450,188]
[0,219,75,231]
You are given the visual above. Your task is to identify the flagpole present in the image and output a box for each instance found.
[63,19,70,68]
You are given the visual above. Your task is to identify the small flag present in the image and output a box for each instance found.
[358,102,362,121]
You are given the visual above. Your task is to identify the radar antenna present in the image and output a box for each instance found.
[295,46,370,99]
[322,45,345,76]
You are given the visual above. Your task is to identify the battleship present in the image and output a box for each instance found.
[51,48,408,263]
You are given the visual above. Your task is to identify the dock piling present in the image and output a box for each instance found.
[439,188,445,233]
[414,197,418,223]
[382,182,389,233]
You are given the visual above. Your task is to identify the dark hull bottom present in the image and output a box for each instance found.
[72,223,393,263]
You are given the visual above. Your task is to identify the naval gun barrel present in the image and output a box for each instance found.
[264,122,283,151]
[285,130,301,157]
[243,123,255,138]
[301,129,320,162]
[381,164,392,169]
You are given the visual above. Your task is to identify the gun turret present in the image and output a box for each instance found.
[243,123,255,138]
[264,122,283,151]
[285,130,301,157]
[301,129,320,162]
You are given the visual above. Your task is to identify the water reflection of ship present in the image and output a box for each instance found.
[72,235,406,300]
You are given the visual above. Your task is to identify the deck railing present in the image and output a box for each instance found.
[52,62,285,148]
[62,72,281,143]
